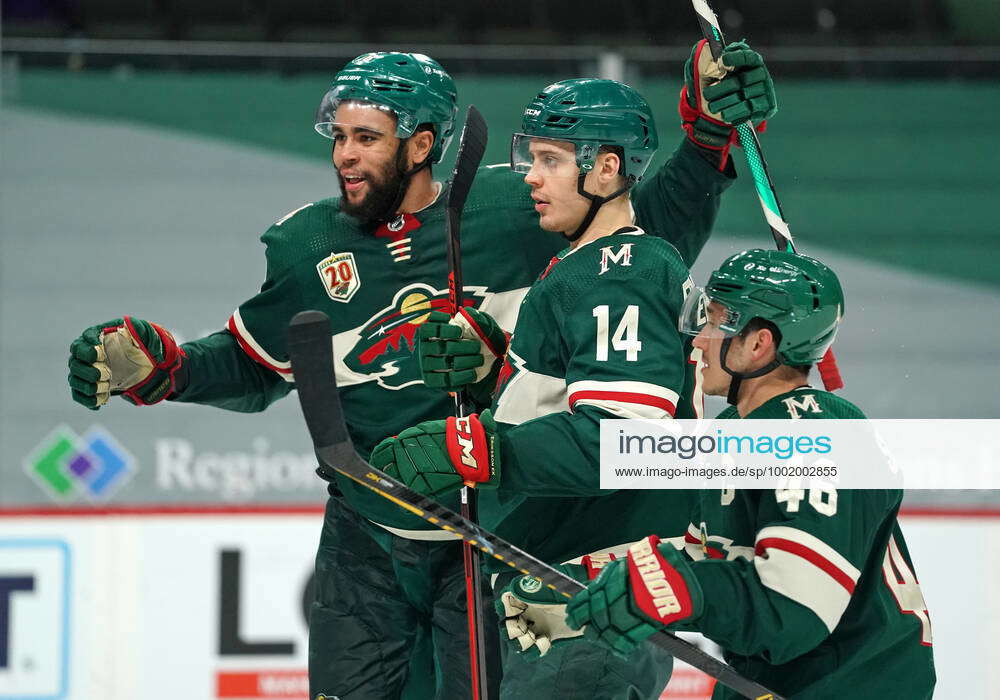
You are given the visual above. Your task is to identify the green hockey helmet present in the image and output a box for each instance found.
[314,52,458,164]
[681,249,845,365]
[510,78,659,182]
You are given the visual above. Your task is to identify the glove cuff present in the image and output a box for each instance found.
[445,412,499,486]
[120,317,186,406]
[626,535,703,627]
[679,86,736,171]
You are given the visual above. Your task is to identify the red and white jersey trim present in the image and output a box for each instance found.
[228,309,295,382]
[754,525,860,632]
[567,379,678,419]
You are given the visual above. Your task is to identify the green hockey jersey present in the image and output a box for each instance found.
[481,227,702,568]
[681,388,935,699]
[174,139,733,531]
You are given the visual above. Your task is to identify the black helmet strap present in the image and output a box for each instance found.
[720,335,782,406]
[563,172,636,242]
[377,139,432,224]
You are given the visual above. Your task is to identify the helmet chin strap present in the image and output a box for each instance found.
[378,139,432,224]
[719,336,782,406]
[563,173,636,242]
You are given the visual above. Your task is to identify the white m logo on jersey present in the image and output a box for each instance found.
[782,394,823,419]
[599,243,633,275]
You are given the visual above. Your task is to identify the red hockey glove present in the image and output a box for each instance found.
[369,410,501,497]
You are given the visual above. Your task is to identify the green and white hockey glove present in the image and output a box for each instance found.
[496,564,588,658]
[680,39,776,167]
[565,536,704,657]
[68,316,186,409]
[369,410,500,497]
[419,308,508,407]
[497,551,619,658]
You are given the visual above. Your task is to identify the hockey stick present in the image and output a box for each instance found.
[287,310,784,700]
[445,104,491,700]
[691,0,844,391]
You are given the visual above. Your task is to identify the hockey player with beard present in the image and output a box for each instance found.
[564,250,936,699]
[67,45,775,699]
[370,79,709,699]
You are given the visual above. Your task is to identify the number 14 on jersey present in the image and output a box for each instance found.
[593,305,642,361]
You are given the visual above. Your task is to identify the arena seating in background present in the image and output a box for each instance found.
[0,0,967,44]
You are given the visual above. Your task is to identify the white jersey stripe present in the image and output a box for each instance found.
[571,398,673,420]
[756,526,861,584]
[566,380,679,405]
[755,547,852,632]
[754,525,860,632]
[492,358,568,427]
[228,309,294,381]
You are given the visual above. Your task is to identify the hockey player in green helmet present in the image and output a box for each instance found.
[565,250,936,699]
[68,44,777,700]
[313,52,457,223]
[372,78,708,699]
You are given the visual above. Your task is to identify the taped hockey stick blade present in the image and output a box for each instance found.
[447,105,488,214]
[287,310,348,450]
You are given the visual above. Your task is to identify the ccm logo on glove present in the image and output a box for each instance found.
[446,414,494,484]
[627,535,694,625]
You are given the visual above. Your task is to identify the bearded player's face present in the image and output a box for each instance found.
[331,103,406,221]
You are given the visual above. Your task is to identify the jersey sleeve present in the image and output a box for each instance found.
[173,204,317,410]
[223,210,315,383]
[683,488,899,665]
[498,269,688,497]
[631,137,735,267]
[171,330,293,412]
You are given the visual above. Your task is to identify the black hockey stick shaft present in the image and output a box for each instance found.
[691,0,843,391]
[287,311,785,700]
[445,104,491,700]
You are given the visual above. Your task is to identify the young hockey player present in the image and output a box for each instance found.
[67,44,775,699]
[370,78,710,699]
[564,249,937,699]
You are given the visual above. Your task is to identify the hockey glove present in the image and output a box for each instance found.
[680,39,776,167]
[565,536,704,658]
[419,308,508,407]
[68,317,186,409]
[369,410,500,498]
[497,550,620,658]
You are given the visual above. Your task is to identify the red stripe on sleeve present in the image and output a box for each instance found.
[227,316,293,375]
[569,390,676,417]
[756,537,856,594]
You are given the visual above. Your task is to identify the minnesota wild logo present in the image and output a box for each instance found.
[343,283,487,390]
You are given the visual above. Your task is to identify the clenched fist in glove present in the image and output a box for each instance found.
[68,317,185,409]
[566,536,704,657]
[418,307,508,408]
[369,411,500,497]
[495,565,588,658]
[680,39,777,167]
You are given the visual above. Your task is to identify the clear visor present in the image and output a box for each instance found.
[510,133,589,178]
[678,289,744,337]
[314,87,417,140]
